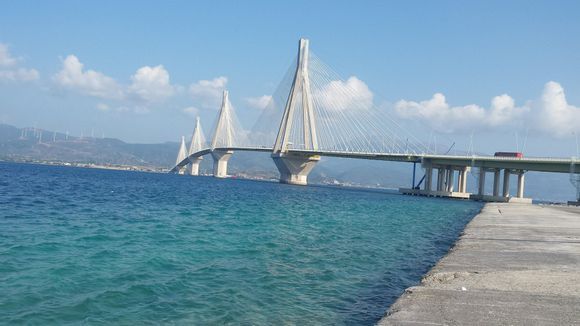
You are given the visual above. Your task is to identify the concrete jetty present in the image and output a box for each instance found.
[379,203,580,325]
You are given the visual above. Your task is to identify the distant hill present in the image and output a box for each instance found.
[0,124,178,167]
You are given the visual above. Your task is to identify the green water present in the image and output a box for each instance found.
[0,162,481,325]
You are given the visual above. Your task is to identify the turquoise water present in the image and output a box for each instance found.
[0,162,481,325]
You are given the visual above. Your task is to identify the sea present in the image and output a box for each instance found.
[0,162,482,325]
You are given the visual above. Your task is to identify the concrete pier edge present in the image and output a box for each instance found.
[379,203,580,325]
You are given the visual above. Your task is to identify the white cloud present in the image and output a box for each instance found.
[53,56,179,112]
[395,92,528,133]
[53,55,123,99]
[128,65,175,103]
[0,68,39,81]
[245,95,272,110]
[106,105,149,114]
[487,94,523,126]
[0,43,19,67]
[530,81,580,137]
[189,76,227,109]
[0,43,39,82]
[394,81,579,138]
[182,106,200,117]
[396,93,494,133]
[315,76,374,111]
[96,103,110,111]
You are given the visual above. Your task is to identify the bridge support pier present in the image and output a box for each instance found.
[446,168,455,192]
[503,169,511,198]
[516,170,525,198]
[493,169,501,197]
[470,168,531,203]
[188,157,203,176]
[272,153,320,186]
[401,162,471,199]
[478,168,486,196]
[458,168,468,193]
[424,166,433,191]
[437,168,445,191]
[211,150,233,178]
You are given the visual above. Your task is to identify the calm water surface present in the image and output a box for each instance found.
[0,162,481,325]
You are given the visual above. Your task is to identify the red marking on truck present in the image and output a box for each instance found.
[494,152,523,158]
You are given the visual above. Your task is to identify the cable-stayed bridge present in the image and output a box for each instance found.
[172,38,580,204]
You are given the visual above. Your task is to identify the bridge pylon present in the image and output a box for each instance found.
[210,90,235,178]
[175,136,188,175]
[187,117,205,176]
[272,38,320,185]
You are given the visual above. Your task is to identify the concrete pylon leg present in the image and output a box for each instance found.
[447,169,455,192]
[211,150,233,178]
[437,168,444,191]
[493,169,501,196]
[457,169,465,193]
[424,167,433,191]
[460,169,468,193]
[272,153,320,185]
[503,169,511,198]
[188,157,202,176]
[517,171,525,198]
[478,169,486,196]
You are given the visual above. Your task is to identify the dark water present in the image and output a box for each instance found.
[0,162,482,325]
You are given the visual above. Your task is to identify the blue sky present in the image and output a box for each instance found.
[1,0,579,156]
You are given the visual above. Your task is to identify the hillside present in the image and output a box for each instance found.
[0,124,178,167]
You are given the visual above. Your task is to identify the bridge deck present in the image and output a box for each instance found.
[172,147,580,174]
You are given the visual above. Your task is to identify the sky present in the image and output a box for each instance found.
[1,0,579,157]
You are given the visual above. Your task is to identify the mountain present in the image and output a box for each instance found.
[0,124,178,167]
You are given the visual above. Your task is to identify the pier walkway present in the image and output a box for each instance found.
[380,203,580,325]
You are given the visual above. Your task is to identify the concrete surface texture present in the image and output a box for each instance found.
[379,203,580,325]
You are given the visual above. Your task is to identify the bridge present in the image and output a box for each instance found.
[171,38,580,205]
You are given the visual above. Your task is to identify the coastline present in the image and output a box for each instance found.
[0,158,168,173]
[379,203,580,325]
